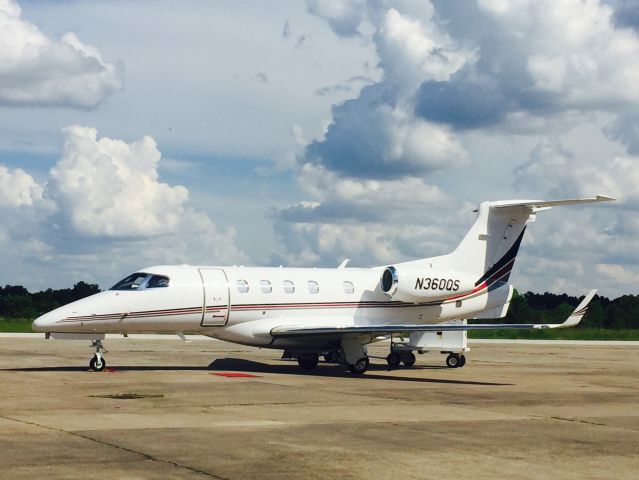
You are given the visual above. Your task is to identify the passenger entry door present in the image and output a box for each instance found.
[199,268,230,327]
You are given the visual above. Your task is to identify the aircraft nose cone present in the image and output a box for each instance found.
[32,312,55,332]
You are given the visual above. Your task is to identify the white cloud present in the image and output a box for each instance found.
[0,125,248,289]
[515,136,639,204]
[0,0,122,108]
[272,220,450,268]
[0,164,42,207]
[306,0,369,37]
[303,5,471,179]
[297,163,448,208]
[47,126,188,237]
[377,8,471,88]
[596,263,639,285]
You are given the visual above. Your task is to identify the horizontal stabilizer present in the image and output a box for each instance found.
[270,290,597,338]
[491,195,614,210]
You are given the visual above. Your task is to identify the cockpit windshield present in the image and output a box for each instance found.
[109,273,170,291]
[147,275,169,288]
[110,273,149,290]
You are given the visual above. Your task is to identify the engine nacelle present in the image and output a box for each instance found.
[380,265,477,303]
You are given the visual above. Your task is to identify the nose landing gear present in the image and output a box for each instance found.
[89,339,107,372]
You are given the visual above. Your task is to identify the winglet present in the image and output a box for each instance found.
[535,289,598,329]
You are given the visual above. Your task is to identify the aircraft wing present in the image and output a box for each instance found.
[270,289,597,338]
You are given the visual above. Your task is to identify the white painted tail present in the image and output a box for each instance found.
[402,195,614,285]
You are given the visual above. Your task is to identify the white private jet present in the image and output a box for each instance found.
[33,195,613,374]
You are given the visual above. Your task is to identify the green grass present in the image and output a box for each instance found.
[1,317,638,340]
[468,328,639,341]
[0,318,36,333]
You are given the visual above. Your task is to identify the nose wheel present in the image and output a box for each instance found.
[89,339,107,372]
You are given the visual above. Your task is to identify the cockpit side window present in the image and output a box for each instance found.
[110,272,148,290]
[147,275,170,288]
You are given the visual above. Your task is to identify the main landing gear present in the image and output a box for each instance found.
[297,353,319,370]
[348,357,369,374]
[386,351,416,369]
[89,339,107,372]
[445,353,466,368]
[292,342,371,374]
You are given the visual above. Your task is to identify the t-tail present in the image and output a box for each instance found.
[385,195,614,315]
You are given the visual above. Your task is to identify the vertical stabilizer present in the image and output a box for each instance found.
[401,195,614,285]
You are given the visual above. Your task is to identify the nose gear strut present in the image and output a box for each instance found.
[89,339,107,372]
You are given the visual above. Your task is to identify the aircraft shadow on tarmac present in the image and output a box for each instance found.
[207,358,512,385]
[3,359,511,386]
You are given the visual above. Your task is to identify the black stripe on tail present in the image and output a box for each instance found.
[475,227,526,287]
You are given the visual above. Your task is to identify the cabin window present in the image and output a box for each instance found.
[343,281,354,294]
[236,279,249,293]
[260,280,272,293]
[110,272,148,291]
[147,275,169,288]
[282,280,295,294]
[307,280,319,294]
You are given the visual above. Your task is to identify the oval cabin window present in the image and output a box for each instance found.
[307,280,319,294]
[236,279,249,293]
[260,280,272,293]
[282,280,295,294]
[343,281,354,294]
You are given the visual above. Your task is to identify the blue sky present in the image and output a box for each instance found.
[1,0,638,297]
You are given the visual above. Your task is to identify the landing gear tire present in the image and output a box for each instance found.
[297,353,319,371]
[457,354,466,368]
[402,352,416,367]
[445,354,459,368]
[89,354,106,372]
[386,352,401,369]
[349,357,369,374]
[324,351,340,363]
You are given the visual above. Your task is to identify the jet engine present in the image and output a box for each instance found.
[380,265,476,303]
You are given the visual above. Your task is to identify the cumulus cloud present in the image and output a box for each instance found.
[268,0,639,296]
[0,164,43,207]
[416,0,639,130]
[271,221,450,268]
[303,5,470,180]
[306,0,370,38]
[297,163,446,204]
[47,126,188,237]
[305,85,467,179]
[0,0,122,108]
[0,126,247,288]
[514,136,639,205]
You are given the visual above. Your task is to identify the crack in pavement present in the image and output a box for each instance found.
[549,416,608,427]
[0,414,228,479]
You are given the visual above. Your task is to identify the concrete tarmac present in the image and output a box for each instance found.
[0,336,637,479]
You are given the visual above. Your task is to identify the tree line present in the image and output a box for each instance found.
[0,283,637,329]
[0,283,101,320]
[504,291,638,329]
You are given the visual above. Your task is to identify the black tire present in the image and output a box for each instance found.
[89,355,106,372]
[402,352,416,367]
[386,352,401,368]
[324,351,340,363]
[457,355,466,368]
[297,353,319,370]
[349,357,369,374]
[445,354,459,368]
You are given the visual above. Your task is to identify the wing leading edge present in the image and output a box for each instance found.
[270,290,597,338]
